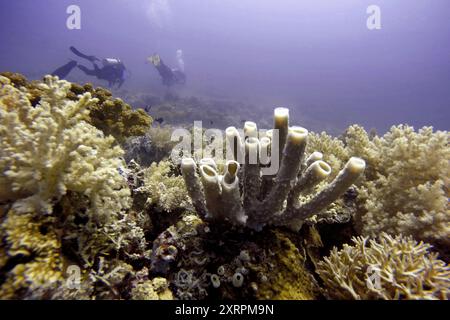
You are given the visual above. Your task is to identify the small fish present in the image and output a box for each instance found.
[155,117,164,124]
[210,120,214,125]
[144,105,152,112]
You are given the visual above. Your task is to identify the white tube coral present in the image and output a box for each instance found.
[261,126,308,217]
[181,158,207,216]
[225,126,244,163]
[277,157,365,228]
[244,137,261,211]
[287,160,331,208]
[199,164,222,220]
[273,107,289,162]
[180,108,365,230]
[221,161,246,225]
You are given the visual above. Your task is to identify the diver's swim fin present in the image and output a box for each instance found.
[70,46,99,63]
[51,60,77,79]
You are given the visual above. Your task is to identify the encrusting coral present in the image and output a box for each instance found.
[181,107,366,231]
[316,232,450,300]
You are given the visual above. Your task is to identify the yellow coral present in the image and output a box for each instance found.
[130,277,173,300]
[0,211,64,299]
[253,231,318,300]
[142,160,191,212]
[87,94,152,143]
[317,233,450,300]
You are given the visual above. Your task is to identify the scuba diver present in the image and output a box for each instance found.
[51,46,127,88]
[147,50,186,87]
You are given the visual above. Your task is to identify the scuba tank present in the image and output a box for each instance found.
[102,58,122,67]
[176,49,185,72]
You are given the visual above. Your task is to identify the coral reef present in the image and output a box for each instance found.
[126,91,263,130]
[76,85,152,143]
[0,210,64,299]
[181,108,366,231]
[123,125,177,167]
[149,213,318,300]
[344,124,450,250]
[0,72,449,301]
[1,72,152,143]
[316,233,450,300]
[140,160,191,213]
[250,230,319,300]
[0,75,149,299]
[0,75,130,216]
[130,276,173,300]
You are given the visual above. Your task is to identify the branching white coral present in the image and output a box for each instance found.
[316,233,450,300]
[0,75,130,220]
[345,124,450,247]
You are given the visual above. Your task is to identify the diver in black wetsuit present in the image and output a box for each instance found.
[148,53,186,87]
[51,46,127,88]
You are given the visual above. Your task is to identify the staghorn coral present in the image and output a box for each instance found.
[345,124,450,249]
[141,160,191,213]
[316,233,450,300]
[181,108,366,231]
